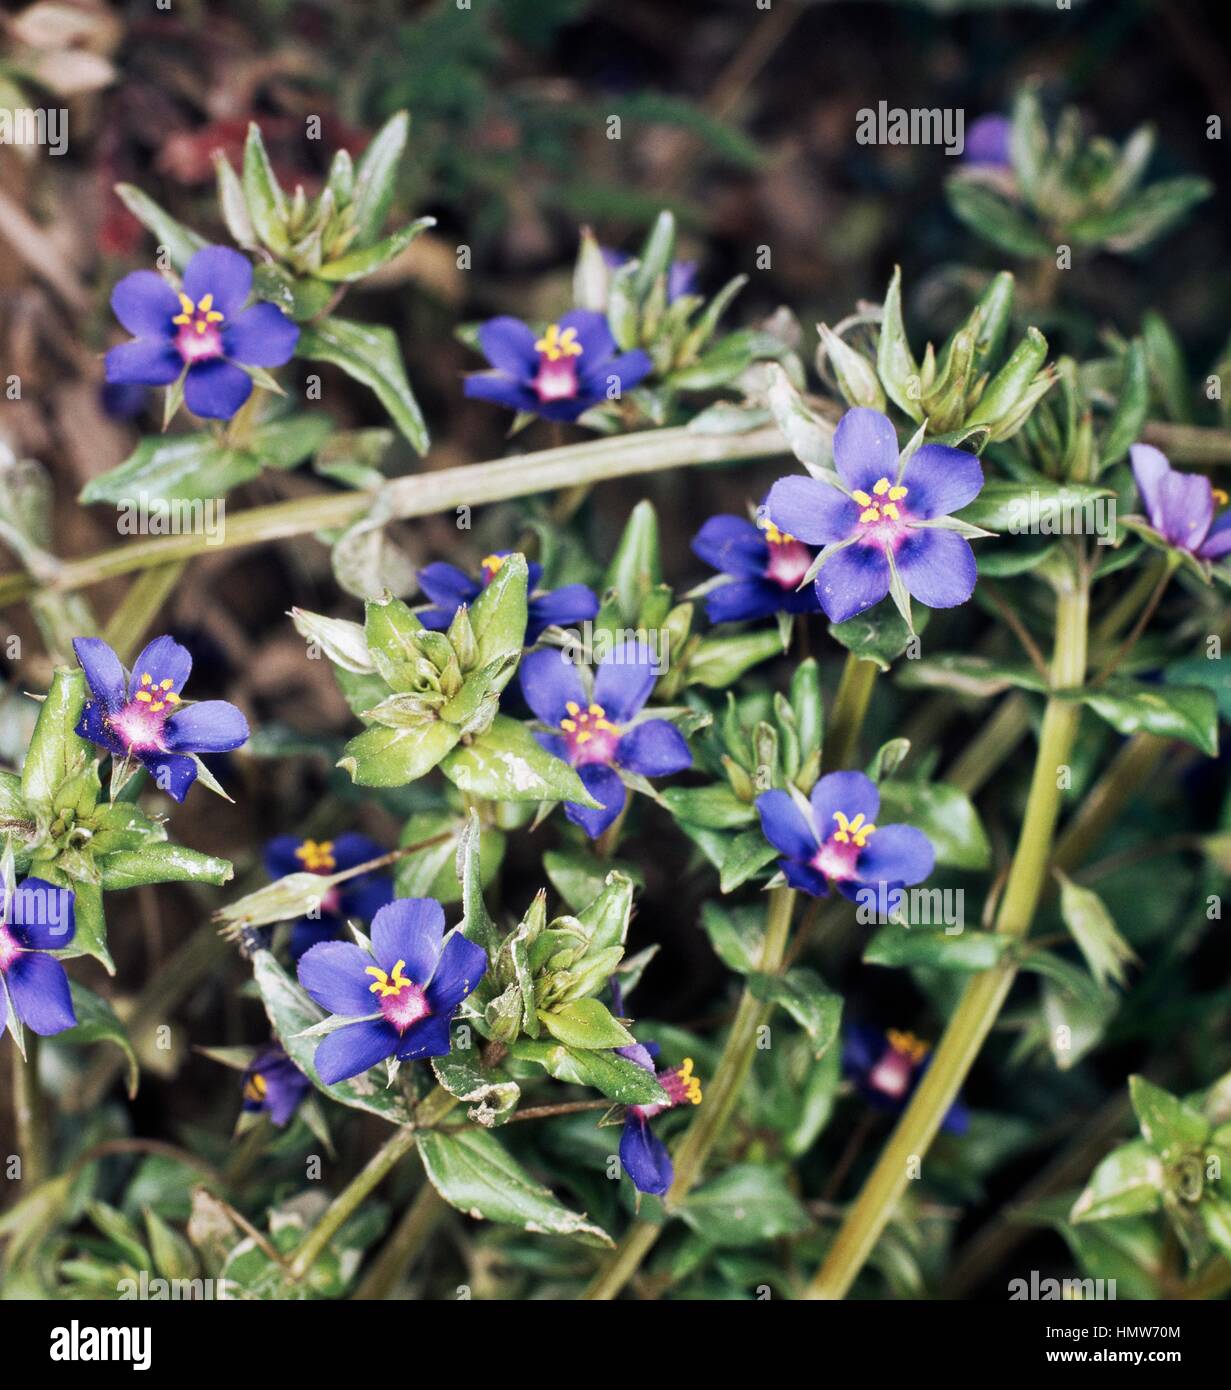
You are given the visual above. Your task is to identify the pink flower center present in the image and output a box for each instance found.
[764,535,814,590]
[869,1030,930,1100]
[810,809,876,883]
[365,958,431,1033]
[630,1057,703,1121]
[533,322,583,402]
[172,291,225,364]
[560,700,620,766]
[852,477,911,549]
[107,670,181,753]
[0,924,21,973]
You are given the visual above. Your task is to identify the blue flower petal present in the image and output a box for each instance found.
[901,445,983,519]
[766,475,858,546]
[5,878,75,950]
[371,898,444,983]
[314,1018,398,1084]
[896,528,977,609]
[297,940,379,1017]
[111,270,182,338]
[289,918,341,962]
[223,302,299,367]
[781,859,829,897]
[264,835,304,879]
[182,246,253,319]
[140,752,198,802]
[855,824,934,888]
[418,562,480,610]
[810,771,879,842]
[620,1115,673,1195]
[165,700,249,753]
[394,1011,454,1061]
[519,647,587,726]
[341,875,394,926]
[560,308,615,364]
[691,514,769,578]
[73,637,126,709]
[476,316,539,377]
[755,789,816,860]
[183,359,253,421]
[129,635,192,696]
[580,348,652,399]
[565,764,625,839]
[464,372,541,415]
[833,408,900,494]
[105,339,183,387]
[705,577,796,624]
[526,584,599,640]
[1130,443,1170,524]
[77,699,124,755]
[616,719,691,777]
[425,931,488,1013]
[6,951,76,1035]
[328,833,387,872]
[814,542,890,623]
[593,647,657,723]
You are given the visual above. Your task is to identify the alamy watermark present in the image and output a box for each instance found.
[0,108,68,156]
[117,493,226,546]
[855,102,965,157]
[558,621,670,675]
[1007,492,1117,545]
[854,884,966,934]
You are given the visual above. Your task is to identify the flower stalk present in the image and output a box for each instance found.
[12,1038,50,1187]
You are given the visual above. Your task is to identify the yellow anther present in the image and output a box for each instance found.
[565,701,581,717]
[873,478,890,496]
[135,690,152,703]
[141,673,153,685]
[166,692,180,704]
[832,810,876,847]
[366,959,412,998]
[159,678,174,690]
[482,553,506,574]
[172,292,225,331]
[243,1072,267,1102]
[534,323,583,361]
[887,1029,930,1064]
[888,484,908,501]
[759,519,796,545]
[679,1057,703,1105]
[295,839,337,872]
[576,731,592,744]
[852,490,873,507]
[856,478,908,524]
[859,506,880,524]
[560,718,577,732]
[1214,488,1229,507]
[883,503,900,521]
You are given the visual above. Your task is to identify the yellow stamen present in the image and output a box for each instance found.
[171,291,226,333]
[886,1029,930,1064]
[295,839,337,873]
[534,323,583,362]
[243,1072,267,1102]
[854,477,908,526]
[366,959,412,998]
[832,810,876,847]
[678,1057,703,1105]
[135,690,152,703]
[759,518,796,545]
[1214,488,1229,507]
[482,553,506,574]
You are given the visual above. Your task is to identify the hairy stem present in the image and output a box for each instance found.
[583,885,796,1299]
[806,578,1090,1299]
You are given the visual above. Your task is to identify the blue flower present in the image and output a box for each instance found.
[964,114,1012,169]
[843,1024,968,1134]
[616,1041,703,1196]
[756,771,934,900]
[264,834,394,962]
[105,245,299,421]
[73,635,250,802]
[691,511,822,623]
[242,1044,311,1127]
[296,898,486,1085]
[519,644,692,839]
[417,552,598,644]
[766,407,984,624]
[1131,443,1231,561]
[0,876,77,1038]
[601,246,699,303]
[464,310,652,423]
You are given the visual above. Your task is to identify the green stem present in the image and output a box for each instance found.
[351,1181,446,1299]
[12,1036,50,1185]
[825,654,879,774]
[1141,421,1231,464]
[806,578,1089,1300]
[102,561,187,661]
[0,424,792,607]
[583,885,796,1300]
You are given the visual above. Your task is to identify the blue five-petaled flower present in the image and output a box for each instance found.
[756,771,934,900]
[464,310,652,423]
[241,1044,311,1128]
[1131,443,1231,562]
[519,644,692,839]
[74,634,250,802]
[766,407,984,624]
[843,1024,969,1134]
[691,510,822,623]
[105,245,299,421]
[264,833,394,962]
[417,552,599,644]
[0,876,77,1038]
[296,897,487,1085]
[616,1041,703,1196]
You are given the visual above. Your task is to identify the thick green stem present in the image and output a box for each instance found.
[12,1037,50,1186]
[0,424,792,608]
[583,886,796,1300]
[825,654,879,774]
[806,579,1089,1299]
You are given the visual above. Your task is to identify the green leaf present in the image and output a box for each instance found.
[719,829,778,893]
[430,1053,520,1127]
[319,217,435,282]
[699,902,764,974]
[877,266,922,421]
[957,478,1115,533]
[878,780,991,870]
[896,653,1047,699]
[394,812,504,906]
[1055,871,1137,989]
[864,924,1009,971]
[297,317,429,453]
[537,997,633,1049]
[468,553,528,672]
[575,870,635,953]
[242,122,289,254]
[58,878,112,974]
[601,500,661,626]
[828,606,923,672]
[509,1040,668,1106]
[765,364,834,467]
[1200,1192,1231,1263]
[416,1126,612,1246]
[1129,1076,1209,1154]
[113,184,207,270]
[1067,176,1212,253]
[660,784,756,830]
[21,668,91,809]
[1066,680,1217,757]
[350,111,410,245]
[99,844,233,892]
[59,982,139,1099]
[945,180,1053,257]
[456,810,503,962]
[685,630,784,688]
[1071,1141,1164,1223]
[441,715,599,806]
[339,719,460,787]
[747,968,841,1057]
[680,1165,811,1248]
[251,949,414,1124]
[542,849,643,915]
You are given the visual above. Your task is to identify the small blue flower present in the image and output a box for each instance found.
[1131,444,1231,561]
[73,635,250,802]
[691,511,822,623]
[242,1044,311,1128]
[766,407,984,624]
[0,876,77,1038]
[756,771,934,900]
[264,834,394,962]
[616,1041,703,1196]
[296,898,486,1085]
[964,114,1012,169]
[519,644,692,839]
[843,1024,968,1134]
[105,245,299,421]
[601,246,699,303]
[464,310,652,423]
[417,552,598,644]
